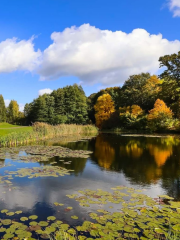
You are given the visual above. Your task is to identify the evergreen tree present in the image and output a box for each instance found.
[0,94,6,122]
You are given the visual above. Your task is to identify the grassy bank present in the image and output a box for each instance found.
[0,122,98,147]
[0,123,32,136]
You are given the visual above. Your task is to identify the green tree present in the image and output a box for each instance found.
[159,51,180,84]
[63,84,88,124]
[0,94,6,122]
[120,73,151,109]
[51,88,65,115]
[158,52,180,117]
[24,84,88,125]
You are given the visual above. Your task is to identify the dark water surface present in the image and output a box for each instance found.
[0,133,180,230]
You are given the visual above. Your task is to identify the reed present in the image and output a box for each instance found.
[0,122,98,147]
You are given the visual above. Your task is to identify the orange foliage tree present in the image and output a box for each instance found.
[94,93,115,129]
[147,99,173,131]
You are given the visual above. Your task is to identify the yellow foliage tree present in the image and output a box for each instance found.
[147,99,173,131]
[94,93,115,129]
[119,105,143,118]
[148,99,173,120]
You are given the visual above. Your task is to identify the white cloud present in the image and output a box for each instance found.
[4,99,10,107]
[168,0,180,17]
[0,37,41,73]
[19,103,25,112]
[38,24,180,86]
[38,88,53,96]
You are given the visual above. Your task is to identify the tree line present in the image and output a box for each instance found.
[0,97,24,125]
[0,51,180,132]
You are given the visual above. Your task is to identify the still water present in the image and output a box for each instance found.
[0,133,180,227]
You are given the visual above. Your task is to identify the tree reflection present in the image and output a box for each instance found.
[94,135,115,169]
[120,140,143,159]
[90,134,180,188]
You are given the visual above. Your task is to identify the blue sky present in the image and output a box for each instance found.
[0,0,180,111]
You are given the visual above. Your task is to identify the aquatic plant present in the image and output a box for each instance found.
[0,145,93,162]
[1,186,180,239]
[0,122,98,147]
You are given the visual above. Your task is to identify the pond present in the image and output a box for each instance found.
[0,133,180,239]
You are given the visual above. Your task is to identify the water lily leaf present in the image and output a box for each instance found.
[29,215,38,220]
[3,233,14,239]
[15,210,22,214]
[47,216,56,221]
[1,219,11,225]
[29,221,38,226]
[6,211,14,216]
[0,228,6,232]
[1,209,8,213]
[20,217,28,221]
[38,221,49,227]
[71,215,78,219]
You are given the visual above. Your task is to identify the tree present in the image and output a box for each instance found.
[120,73,151,109]
[24,84,88,125]
[119,105,146,129]
[7,100,19,124]
[158,52,180,115]
[94,94,115,129]
[87,87,121,124]
[0,94,6,122]
[62,84,88,124]
[51,88,65,115]
[147,99,173,131]
[141,75,162,110]
[159,51,180,84]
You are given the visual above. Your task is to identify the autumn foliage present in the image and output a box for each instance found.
[94,94,115,129]
[148,99,173,121]
[147,99,173,131]
[119,105,143,118]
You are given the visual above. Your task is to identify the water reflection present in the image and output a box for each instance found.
[1,133,180,226]
[94,135,115,169]
[60,134,180,198]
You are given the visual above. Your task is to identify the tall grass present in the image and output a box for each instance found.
[0,122,98,147]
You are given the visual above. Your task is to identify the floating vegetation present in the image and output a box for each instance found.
[6,166,73,179]
[1,186,180,239]
[0,145,93,162]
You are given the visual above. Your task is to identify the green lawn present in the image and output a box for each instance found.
[0,123,32,136]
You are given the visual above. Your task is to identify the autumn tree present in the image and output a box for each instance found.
[147,99,173,131]
[94,94,115,129]
[0,94,6,122]
[119,105,146,129]
[87,87,121,124]
[6,100,19,124]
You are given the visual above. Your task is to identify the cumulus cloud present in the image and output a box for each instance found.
[0,37,41,73]
[168,0,180,17]
[19,103,25,112]
[38,88,53,96]
[37,24,180,86]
